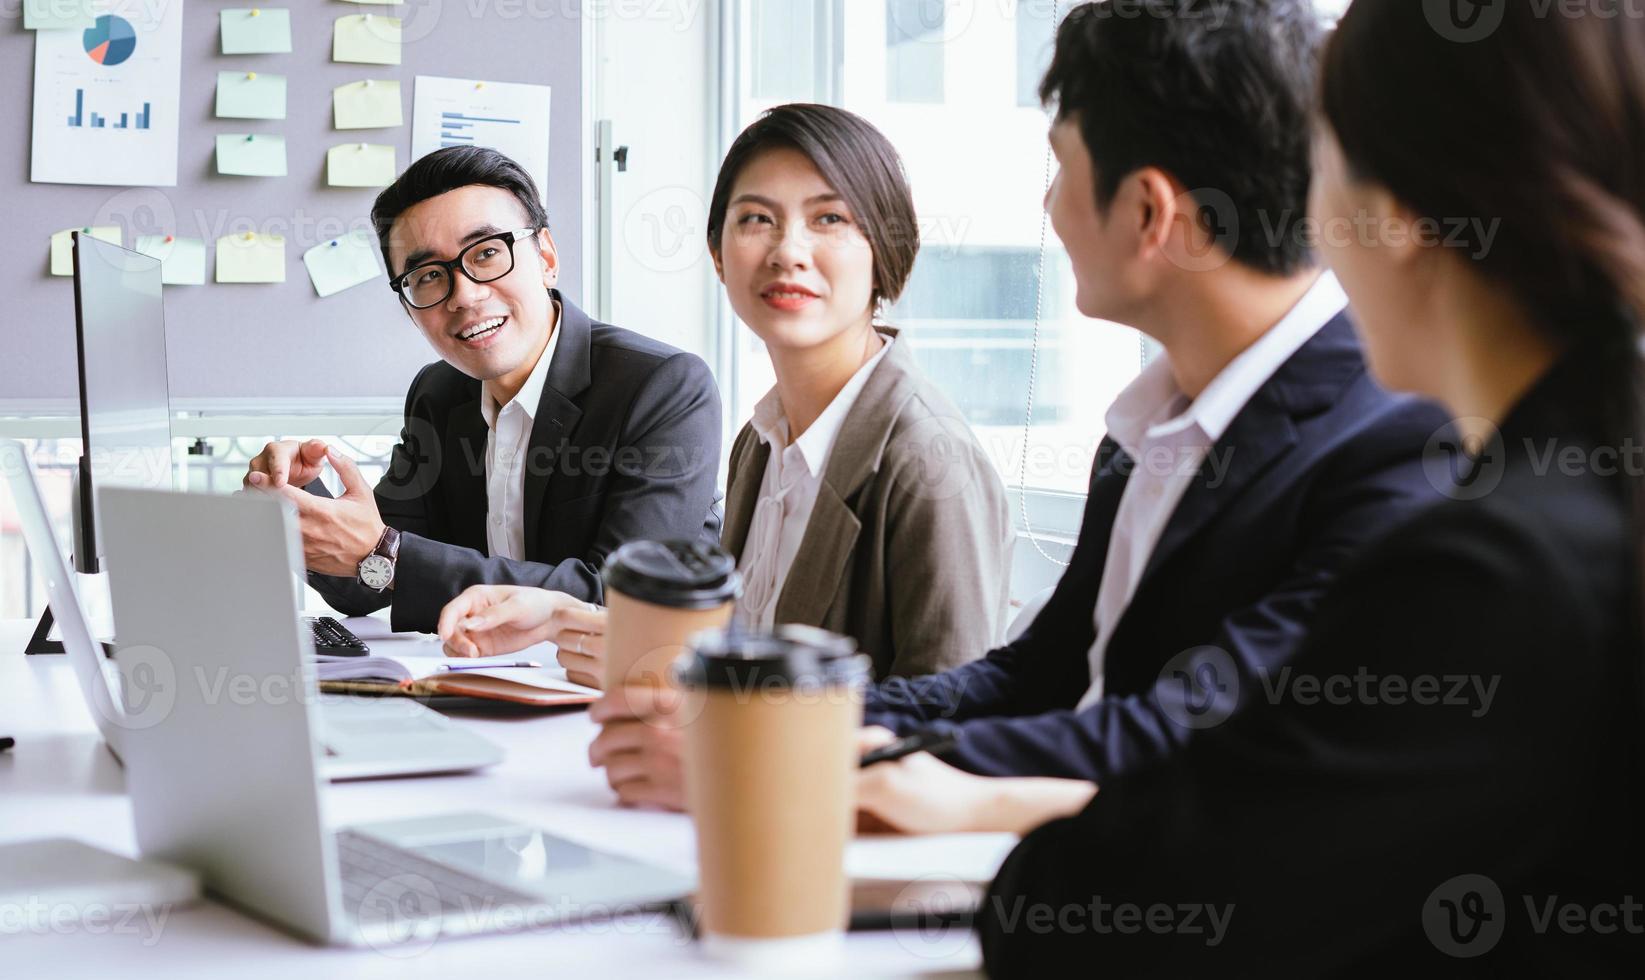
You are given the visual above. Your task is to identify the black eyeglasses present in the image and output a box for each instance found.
[390,228,537,310]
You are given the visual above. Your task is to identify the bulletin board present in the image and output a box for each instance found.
[2,1,585,405]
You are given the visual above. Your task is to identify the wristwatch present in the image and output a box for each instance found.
[357,526,401,593]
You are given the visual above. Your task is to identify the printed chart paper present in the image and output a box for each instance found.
[411,76,551,202]
[31,0,184,186]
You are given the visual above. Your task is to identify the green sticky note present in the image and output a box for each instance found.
[217,134,287,177]
[327,142,396,187]
[216,71,287,120]
[24,0,94,30]
[333,14,401,66]
[216,233,286,283]
[49,227,120,277]
[221,8,292,55]
[333,79,402,129]
[134,235,207,286]
[303,231,382,298]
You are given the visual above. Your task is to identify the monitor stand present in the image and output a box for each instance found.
[24,607,63,655]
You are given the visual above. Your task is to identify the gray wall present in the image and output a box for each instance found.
[3,3,583,404]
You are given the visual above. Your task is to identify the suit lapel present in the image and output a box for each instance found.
[523,291,592,554]
[1127,313,1366,596]
[1133,396,1299,592]
[770,327,909,626]
[723,432,769,561]
[444,399,491,551]
[773,483,861,628]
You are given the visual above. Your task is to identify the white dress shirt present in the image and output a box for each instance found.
[479,307,561,562]
[738,337,895,628]
[1075,272,1349,710]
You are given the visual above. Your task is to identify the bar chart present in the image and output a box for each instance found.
[67,88,152,130]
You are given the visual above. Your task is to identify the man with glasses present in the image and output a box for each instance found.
[243,146,722,631]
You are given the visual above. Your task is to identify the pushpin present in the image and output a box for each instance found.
[363,13,370,21]
[246,71,256,80]
[251,7,260,15]
[164,235,174,243]
[364,79,374,87]
[81,227,90,233]
[358,142,366,150]
[244,232,255,241]
[329,240,338,247]
[245,134,254,141]
[475,82,485,90]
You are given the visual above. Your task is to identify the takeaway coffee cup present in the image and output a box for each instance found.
[601,539,740,692]
[676,625,870,968]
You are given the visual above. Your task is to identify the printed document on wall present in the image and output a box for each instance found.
[411,76,551,202]
[31,0,184,186]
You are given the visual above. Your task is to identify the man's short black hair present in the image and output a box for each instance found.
[1039,0,1321,276]
[371,146,550,276]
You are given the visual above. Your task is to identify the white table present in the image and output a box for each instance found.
[0,618,1000,978]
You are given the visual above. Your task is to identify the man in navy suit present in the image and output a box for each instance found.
[858,1,1448,792]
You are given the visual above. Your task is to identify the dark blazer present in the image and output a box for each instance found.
[979,351,1644,975]
[863,312,1451,781]
[310,291,723,632]
[722,327,1014,678]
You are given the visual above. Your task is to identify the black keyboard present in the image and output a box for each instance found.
[305,616,369,656]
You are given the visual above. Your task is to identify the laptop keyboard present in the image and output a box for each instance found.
[336,830,540,928]
[305,616,369,656]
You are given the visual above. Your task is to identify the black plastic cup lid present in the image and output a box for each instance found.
[676,625,867,690]
[602,539,740,610]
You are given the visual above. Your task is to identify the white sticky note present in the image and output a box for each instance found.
[303,231,382,298]
[221,8,292,55]
[215,232,286,283]
[333,79,402,129]
[216,134,287,177]
[134,235,207,286]
[24,0,95,30]
[49,226,120,277]
[215,71,287,120]
[327,142,397,187]
[333,14,401,66]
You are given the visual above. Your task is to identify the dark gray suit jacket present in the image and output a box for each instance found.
[310,290,722,632]
[723,328,1014,679]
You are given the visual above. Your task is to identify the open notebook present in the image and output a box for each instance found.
[316,652,600,707]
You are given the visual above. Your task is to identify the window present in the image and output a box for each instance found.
[729,0,1142,505]
[885,0,945,103]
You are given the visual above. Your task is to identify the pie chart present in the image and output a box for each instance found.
[83,15,137,67]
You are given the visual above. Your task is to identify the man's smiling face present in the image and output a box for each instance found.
[387,184,559,384]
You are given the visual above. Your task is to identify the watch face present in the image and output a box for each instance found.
[359,554,394,591]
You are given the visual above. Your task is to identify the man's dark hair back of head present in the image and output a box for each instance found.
[1039,0,1322,276]
[371,146,550,275]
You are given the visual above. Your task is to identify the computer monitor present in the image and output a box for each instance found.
[70,231,174,574]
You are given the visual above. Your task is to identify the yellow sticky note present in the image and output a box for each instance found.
[333,79,402,129]
[134,235,207,286]
[327,143,397,188]
[216,232,286,284]
[217,134,287,177]
[221,8,292,55]
[49,226,120,277]
[333,14,401,66]
[303,231,383,298]
[216,71,287,120]
[24,0,95,30]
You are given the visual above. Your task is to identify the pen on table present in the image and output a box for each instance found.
[437,661,542,672]
[858,730,959,769]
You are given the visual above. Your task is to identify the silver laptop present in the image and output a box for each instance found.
[0,439,501,781]
[96,484,691,946]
